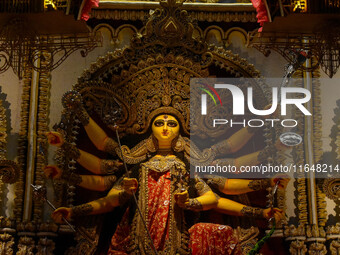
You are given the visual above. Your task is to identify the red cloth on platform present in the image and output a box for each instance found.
[250,0,269,31]
[80,0,99,21]
[189,223,241,255]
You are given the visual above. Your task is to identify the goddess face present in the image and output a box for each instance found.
[152,114,179,142]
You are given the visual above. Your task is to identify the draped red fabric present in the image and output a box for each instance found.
[250,0,269,31]
[80,0,99,21]
[189,223,242,255]
[108,170,241,254]
[108,171,172,254]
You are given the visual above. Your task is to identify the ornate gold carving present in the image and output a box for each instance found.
[91,7,256,23]
[327,223,340,235]
[64,216,100,254]
[72,204,94,217]
[0,160,19,184]
[240,206,264,218]
[206,176,226,190]
[289,240,307,255]
[103,175,117,190]
[0,97,7,207]
[142,156,185,173]
[74,2,265,139]
[323,176,340,200]
[14,66,32,220]
[284,224,306,238]
[36,238,55,255]
[17,236,35,255]
[194,177,210,195]
[248,179,271,191]
[54,1,280,254]
[310,68,328,228]
[292,70,308,225]
[306,224,326,238]
[0,233,14,255]
[103,138,119,155]
[186,198,203,211]
[17,221,36,233]
[0,217,15,229]
[62,90,90,126]
[211,138,232,155]
[308,242,327,255]
[61,142,81,160]
[100,159,120,175]
[330,240,340,255]
[145,0,196,46]
[65,173,82,186]
[234,226,259,254]
[32,52,54,221]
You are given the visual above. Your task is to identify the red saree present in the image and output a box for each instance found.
[108,170,240,254]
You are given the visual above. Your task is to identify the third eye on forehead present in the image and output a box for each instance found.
[154,119,178,127]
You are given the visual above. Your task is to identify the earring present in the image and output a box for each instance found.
[172,135,185,152]
[146,134,158,152]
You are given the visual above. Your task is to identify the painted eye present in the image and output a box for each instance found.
[154,120,164,127]
[167,120,178,127]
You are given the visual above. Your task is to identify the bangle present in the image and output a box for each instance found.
[240,206,264,218]
[100,160,120,174]
[103,175,117,190]
[76,107,90,126]
[257,145,275,162]
[71,204,94,217]
[186,198,203,211]
[61,142,80,160]
[248,179,271,191]
[211,140,232,155]
[207,176,227,190]
[104,138,119,155]
[65,172,82,186]
[195,177,211,196]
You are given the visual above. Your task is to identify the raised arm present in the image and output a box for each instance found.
[77,148,121,175]
[46,132,121,175]
[61,90,119,154]
[207,176,289,195]
[215,197,284,223]
[211,104,278,156]
[44,165,117,191]
[83,116,118,153]
[212,150,262,171]
[211,127,256,156]
[51,177,138,223]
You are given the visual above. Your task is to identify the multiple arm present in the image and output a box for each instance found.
[207,176,289,195]
[215,197,284,223]
[47,102,288,225]
[211,127,256,156]
[208,177,271,195]
[51,177,137,224]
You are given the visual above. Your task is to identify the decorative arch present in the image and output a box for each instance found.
[53,0,283,254]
